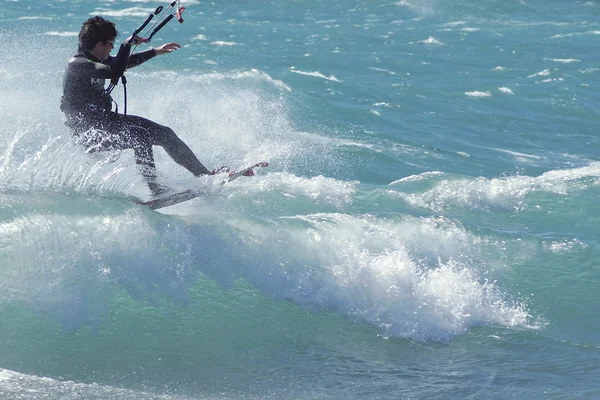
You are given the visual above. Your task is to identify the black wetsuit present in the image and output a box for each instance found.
[60,42,210,194]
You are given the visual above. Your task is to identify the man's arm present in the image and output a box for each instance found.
[127,49,157,68]
[127,42,182,69]
[101,42,133,80]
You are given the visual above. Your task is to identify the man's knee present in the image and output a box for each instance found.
[156,125,183,147]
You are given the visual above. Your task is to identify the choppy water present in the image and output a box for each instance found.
[1,0,599,399]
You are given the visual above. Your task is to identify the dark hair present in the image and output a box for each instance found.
[78,16,118,51]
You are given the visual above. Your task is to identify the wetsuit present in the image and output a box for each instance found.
[60,42,210,194]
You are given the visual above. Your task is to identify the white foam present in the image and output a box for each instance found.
[545,239,587,253]
[465,91,492,97]
[498,87,515,95]
[18,16,53,20]
[0,210,156,328]
[211,41,238,46]
[394,163,600,212]
[45,31,78,37]
[0,368,182,399]
[528,69,551,78]
[0,134,143,196]
[337,140,377,151]
[131,68,292,92]
[492,148,542,160]
[90,7,154,18]
[230,173,357,210]
[255,213,534,341]
[410,36,444,45]
[370,67,397,75]
[549,30,600,39]
[389,171,444,185]
[545,58,580,63]
[442,21,467,27]
[290,68,342,82]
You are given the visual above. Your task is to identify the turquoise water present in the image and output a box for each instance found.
[1,0,599,398]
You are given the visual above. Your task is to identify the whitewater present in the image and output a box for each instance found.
[0,0,598,399]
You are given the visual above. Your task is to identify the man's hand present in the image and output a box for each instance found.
[126,34,145,45]
[154,42,181,55]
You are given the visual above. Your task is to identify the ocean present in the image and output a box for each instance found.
[0,0,599,398]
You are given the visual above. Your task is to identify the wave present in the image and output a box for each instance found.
[389,162,600,212]
[0,369,185,400]
[0,184,536,342]
[0,180,538,398]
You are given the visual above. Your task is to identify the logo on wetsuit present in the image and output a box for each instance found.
[91,77,105,92]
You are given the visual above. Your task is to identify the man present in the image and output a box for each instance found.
[61,16,218,196]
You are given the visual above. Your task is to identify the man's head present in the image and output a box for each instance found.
[79,16,118,60]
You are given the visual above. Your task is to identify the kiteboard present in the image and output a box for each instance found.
[137,161,269,210]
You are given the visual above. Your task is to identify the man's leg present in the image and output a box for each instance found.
[117,114,211,176]
[76,113,212,195]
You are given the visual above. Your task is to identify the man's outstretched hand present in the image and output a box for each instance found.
[154,42,181,55]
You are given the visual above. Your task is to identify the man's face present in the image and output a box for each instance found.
[96,39,115,61]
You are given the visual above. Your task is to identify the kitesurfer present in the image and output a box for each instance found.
[60,16,214,196]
